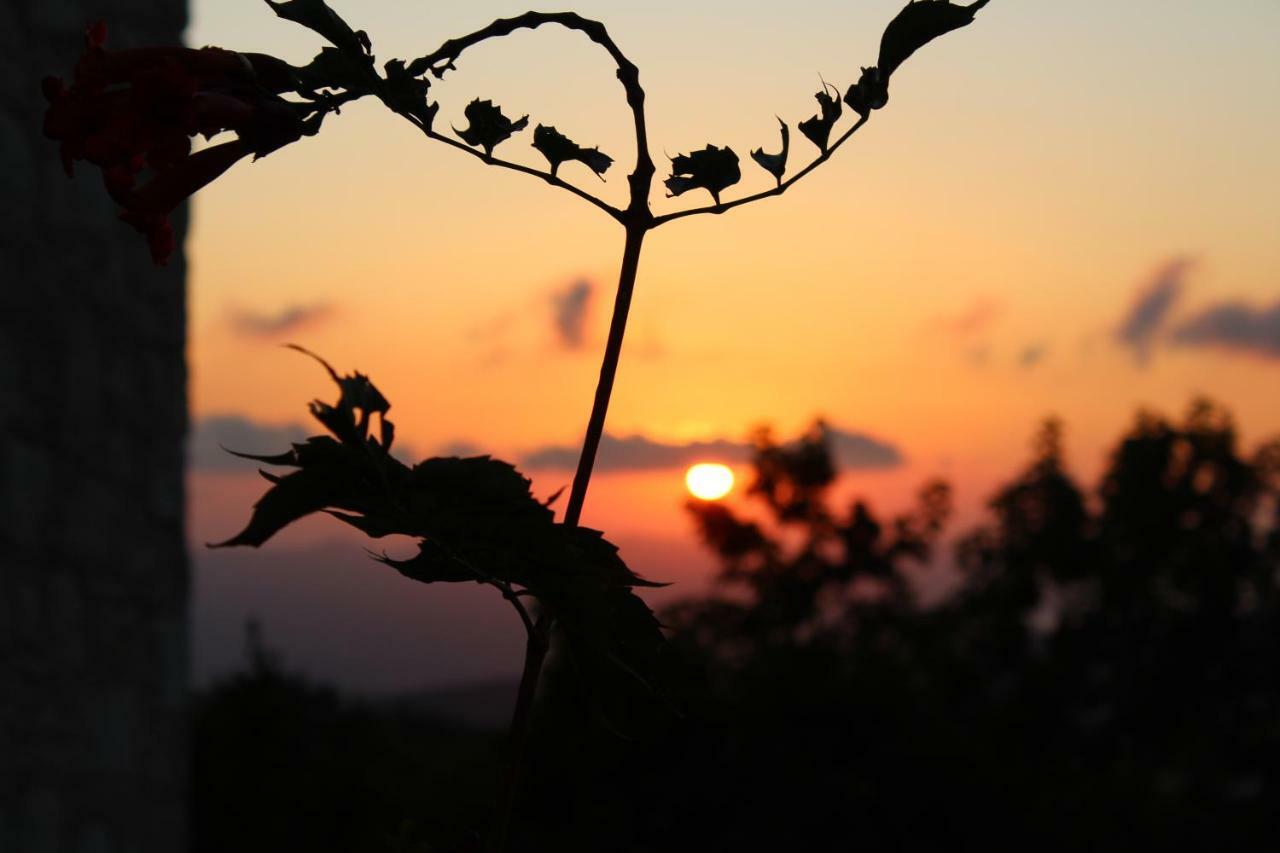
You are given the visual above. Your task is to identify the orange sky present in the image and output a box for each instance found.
[182,1,1280,689]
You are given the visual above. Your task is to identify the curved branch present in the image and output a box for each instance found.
[652,114,871,228]
[408,11,655,226]
[411,12,625,82]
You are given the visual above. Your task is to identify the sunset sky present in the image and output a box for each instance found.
[182,0,1280,691]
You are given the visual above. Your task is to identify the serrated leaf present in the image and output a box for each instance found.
[383,58,438,128]
[374,541,477,584]
[558,526,667,590]
[531,125,613,179]
[453,98,529,157]
[532,125,577,170]
[214,356,674,713]
[665,145,741,204]
[576,147,614,177]
[547,580,675,730]
[222,446,300,467]
[211,437,396,547]
[797,82,842,153]
[750,118,789,186]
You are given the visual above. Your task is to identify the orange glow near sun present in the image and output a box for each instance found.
[685,463,735,501]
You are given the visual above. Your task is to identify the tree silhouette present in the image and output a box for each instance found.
[671,422,951,655]
[656,400,1280,850]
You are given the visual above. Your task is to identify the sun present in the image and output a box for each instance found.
[685,463,735,501]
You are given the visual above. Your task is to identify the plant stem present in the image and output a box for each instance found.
[563,224,647,527]
[487,614,551,853]
[486,223,646,849]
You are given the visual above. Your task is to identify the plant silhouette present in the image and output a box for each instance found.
[41,1,994,847]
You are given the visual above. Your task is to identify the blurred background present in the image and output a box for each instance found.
[4,1,1279,851]
[185,0,1280,691]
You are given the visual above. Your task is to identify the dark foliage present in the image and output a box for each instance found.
[214,348,672,721]
[42,0,991,260]
[847,0,990,116]
[531,125,613,178]
[664,145,741,203]
[454,99,530,157]
[749,118,789,185]
[797,83,843,153]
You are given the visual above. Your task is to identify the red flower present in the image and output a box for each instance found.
[43,22,305,265]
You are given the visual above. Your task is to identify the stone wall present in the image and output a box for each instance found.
[0,2,189,852]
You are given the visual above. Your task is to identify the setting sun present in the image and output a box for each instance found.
[685,463,735,501]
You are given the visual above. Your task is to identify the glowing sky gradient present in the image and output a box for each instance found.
[184,1,1280,690]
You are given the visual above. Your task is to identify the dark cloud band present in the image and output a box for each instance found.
[522,428,903,473]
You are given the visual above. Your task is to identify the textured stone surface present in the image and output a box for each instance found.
[0,3,189,852]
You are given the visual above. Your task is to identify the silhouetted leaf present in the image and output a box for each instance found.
[531,125,612,179]
[797,83,842,153]
[879,0,989,80]
[847,0,989,116]
[665,145,741,204]
[223,447,299,467]
[293,46,370,94]
[263,0,372,61]
[374,540,477,584]
[215,354,673,710]
[453,99,529,157]
[843,66,886,118]
[537,530,674,724]
[211,436,401,547]
[285,344,390,449]
[750,118,789,186]
[383,58,438,128]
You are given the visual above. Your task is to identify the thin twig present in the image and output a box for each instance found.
[652,114,871,228]
[421,126,624,223]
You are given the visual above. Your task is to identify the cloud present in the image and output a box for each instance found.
[932,297,1003,339]
[435,440,485,458]
[550,279,593,350]
[189,415,309,471]
[230,303,333,338]
[522,427,903,473]
[1018,343,1048,369]
[1171,300,1280,359]
[1115,257,1195,363]
[826,429,907,470]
